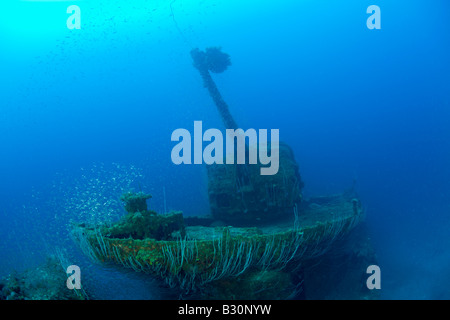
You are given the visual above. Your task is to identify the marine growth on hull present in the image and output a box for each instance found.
[71,188,365,298]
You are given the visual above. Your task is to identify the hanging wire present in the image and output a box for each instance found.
[169,0,194,48]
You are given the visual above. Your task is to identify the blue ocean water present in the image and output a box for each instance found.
[0,0,449,299]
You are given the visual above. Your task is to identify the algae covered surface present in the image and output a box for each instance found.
[70,190,372,299]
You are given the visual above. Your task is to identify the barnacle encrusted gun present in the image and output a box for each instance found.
[190,47,304,225]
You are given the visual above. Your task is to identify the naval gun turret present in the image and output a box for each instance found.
[191,47,303,226]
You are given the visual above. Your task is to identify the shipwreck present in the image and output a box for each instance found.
[71,48,376,299]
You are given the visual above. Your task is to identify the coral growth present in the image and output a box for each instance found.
[191,47,231,74]
[104,210,185,240]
